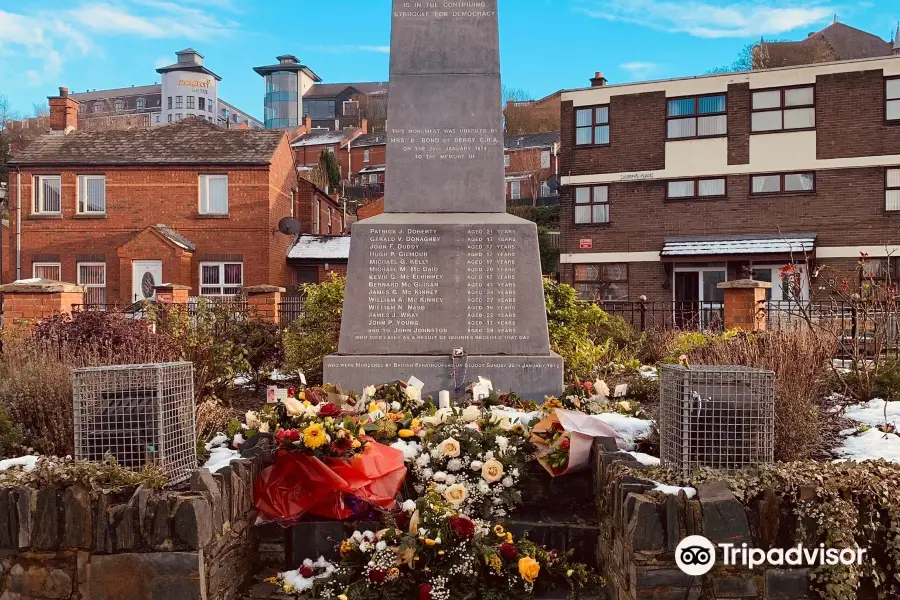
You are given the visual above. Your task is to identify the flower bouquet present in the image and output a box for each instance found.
[268,490,597,600]
[356,381,433,444]
[530,408,622,477]
[544,379,615,416]
[411,409,532,519]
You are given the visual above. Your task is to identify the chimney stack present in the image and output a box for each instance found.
[360,118,368,134]
[590,71,607,87]
[48,86,78,134]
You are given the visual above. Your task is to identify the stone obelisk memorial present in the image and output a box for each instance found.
[324,0,564,399]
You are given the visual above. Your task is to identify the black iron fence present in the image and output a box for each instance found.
[507,195,560,207]
[279,295,305,327]
[599,301,725,332]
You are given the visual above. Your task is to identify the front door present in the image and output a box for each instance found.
[132,260,163,302]
[674,272,700,328]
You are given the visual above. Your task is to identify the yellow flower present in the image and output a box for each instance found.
[351,439,362,449]
[303,423,327,449]
[489,554,503,574]
[425,538,437,546]
[283,396,305,416]
[411,419,421,427]
[518,557,541,583]
[506,532,513,544]
[338,595,348,600]
[283,584,295,593]
[398,429,415,438]
[493,525,506,538]
[299,391,306,400]
[481,459,505,483]
[437,550,445,556]
[340,540,354,556]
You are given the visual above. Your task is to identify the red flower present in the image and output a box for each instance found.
[395,511,410,532]
[368,569,387,583]
[318,403,341,417]
[305,389,323,406]
[299,566,314,578]
[419,583,432,600]
[449,515,475,539]
[276,429,300,445]
[288,387,296,397]
[330,437,353,455]
[560,438,571,450]
[500,542,517,560]
[553,422,564,432]
[583,380,593,391]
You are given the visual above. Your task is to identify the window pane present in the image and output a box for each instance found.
[784,173,814,192]
[888,79,900,100]
[593,204,609,223]
[752,175,781,194]
[752,90,781,110]
[575,283,601,301]
[202,265,220,285]
[42,177,61,212]
[592,186,608,202]
[698,95,726,113]
[667,117,696,138]
[34,265,60,280]
[862,259,889,279]
[703,271,726,302]
[667,98,695,117]
[667,180,695,198]
[600,282,629,301]
[574,265,600,281]
[886,190,900,211]
[698,115,726,136]
[594,125,609,144]
[81,177,105,212]
[784,87,814,106]
[887,99,900,121]
[576,127,592,145]
[574,205,592,223]
[888,169,900,188]
[600,263,627,281]
[595,106,609,124]
[575,188,591,204]
[208,176,228,213]
[783,107,815,129]
[751,111,782,131]
[698,178,726,196]
[79,265,105,285]
[576,109,592,127]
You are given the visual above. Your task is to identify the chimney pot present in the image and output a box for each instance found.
[59,86,68,97]
[590,72,608,87]
[49,85,79,133]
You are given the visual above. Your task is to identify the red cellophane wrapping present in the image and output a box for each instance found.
[254,442,408,523]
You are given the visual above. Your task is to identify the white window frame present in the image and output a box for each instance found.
[136,98,146,111]
[175,96,183,109]
[77,175,106,214]
[33,175,62,215]
[199,174,229,215]
[510,180,521,200]
[887,77,900,122]
[186,96,195,110]
[752,264,810,302]
[887,168,900,211]
[504,154,511,168]
[342,100,359,114]
[751,86,815,132]
[541,150,551,169]
[199,262,244,297]
[33,262,61,281]
[77,263,107,306]
[363,149,370,163]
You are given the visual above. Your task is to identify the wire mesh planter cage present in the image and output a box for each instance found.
[659,364,775,476]
[73,362,196,485]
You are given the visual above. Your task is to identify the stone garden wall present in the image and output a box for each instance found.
[0,455,265,600]
[593,440,813,600]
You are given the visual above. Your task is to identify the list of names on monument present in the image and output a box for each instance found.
[362,226,525,344]
[389,127,502,165]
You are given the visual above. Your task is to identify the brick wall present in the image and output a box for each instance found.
[294,180,343,235]
[1,223,10,285]
[816,69,900,159]
[350,144,386,179]
[727,83,751,165]
[505,147,556,201]
[8,143,297,302]
[357,197,385,220]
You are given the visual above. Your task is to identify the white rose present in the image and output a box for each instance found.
[481,459,505,483]
[594,379,610,398]
[390,401,402,412]
[406,386,422,404]
[283,396,305,416]
[363,385,377,399]
[401,499,417,512]
[433,471,448,482]
[460,405,481,422]
[478,482,490,494]
[376,541,387,551]
[470,460,484,471]
[245,410,261,430]
[438,437,461,458]
[502,476,514,488]
[359,541,371,552]
[495,436,509,451]
[443,484,469,506]
[259,422,270,434]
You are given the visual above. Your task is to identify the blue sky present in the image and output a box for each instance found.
[0,0,897,119]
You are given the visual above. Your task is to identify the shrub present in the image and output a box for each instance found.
[543,279,614,381]
[284,274,345,385]
[683,329,838,462]
[232,317,285,388]
[0,407,24,459]
[0,330,75,456]
[872,358,900,400]
[32,310,179,367]
[151,299,250,401]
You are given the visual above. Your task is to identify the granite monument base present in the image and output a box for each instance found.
[324,353,564,401]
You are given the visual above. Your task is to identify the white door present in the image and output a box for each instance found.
[132,260,163,302]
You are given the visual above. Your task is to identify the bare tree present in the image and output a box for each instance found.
[357,93,388,134]
[32,103,49,118]
[515,150,546,205]
[502,86,560,136]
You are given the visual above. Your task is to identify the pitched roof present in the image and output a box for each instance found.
[344,133,387,148]
[70,84,162,102]
[504,132,560,151]
[290,128,355,147]
[154,224,196,252]
[10,117,286,166]
[764,22,892,67]
[304,82,389,99]
[287,235,351,260]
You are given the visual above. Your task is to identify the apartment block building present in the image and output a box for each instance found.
[559,55,900,306]
[6,88,344,302]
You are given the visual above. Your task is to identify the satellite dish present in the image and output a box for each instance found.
[546,175,560,192]
[278,217,302,236]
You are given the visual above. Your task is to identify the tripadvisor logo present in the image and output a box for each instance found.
[676,536,867,576]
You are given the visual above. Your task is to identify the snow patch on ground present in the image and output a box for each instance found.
[591,413,654,449]
[844,399,900,428]
[0,456,39,472]
[652,481,697,498]
[628,451,661,466]
[204,447,241,473]
[280,557,336,593]
[834,428,900,463]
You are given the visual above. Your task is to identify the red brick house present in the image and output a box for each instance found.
[558,56,900,308]
[504,132,559,205]
[6,87,338,303]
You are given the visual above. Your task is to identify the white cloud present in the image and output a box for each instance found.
[619,61,661,78]
[575,0,835,38]
[0,1,239,87]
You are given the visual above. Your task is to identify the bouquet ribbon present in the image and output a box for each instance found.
[254,442,407,523]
